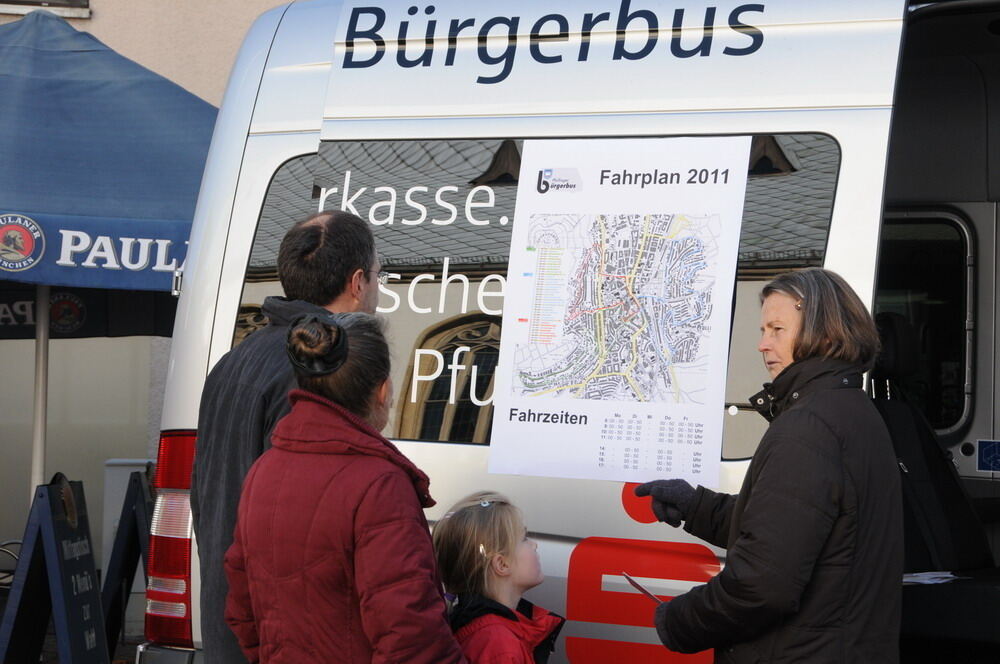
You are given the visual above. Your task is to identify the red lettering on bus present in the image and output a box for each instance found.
[565,537,719,663]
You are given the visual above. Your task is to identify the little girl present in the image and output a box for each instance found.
[432,492,565,664]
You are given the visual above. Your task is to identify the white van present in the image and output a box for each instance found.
[138,1,1000,661]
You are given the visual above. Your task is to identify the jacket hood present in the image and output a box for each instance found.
[451,594,565,662]
[271,389,436,507]
[261,296,330,326]
[450,594,518,632]
[749,357,863,422]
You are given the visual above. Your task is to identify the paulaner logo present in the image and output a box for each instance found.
[0,213,45,273]
[536,169,581,194]
[342,2,766,84]
[50,293,86,334]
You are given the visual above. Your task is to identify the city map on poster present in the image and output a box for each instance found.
[514,212,719,405]
[489,137,751,486]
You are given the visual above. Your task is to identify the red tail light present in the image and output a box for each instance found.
[154,430,196,490]
[146,429,196,648]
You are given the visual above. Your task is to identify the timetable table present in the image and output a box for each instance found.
[598,412,706,475]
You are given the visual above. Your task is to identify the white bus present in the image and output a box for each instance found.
[139,1,1000,661]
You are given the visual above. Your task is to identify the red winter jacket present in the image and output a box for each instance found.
[224,389,467,664]
[452,595,565,664]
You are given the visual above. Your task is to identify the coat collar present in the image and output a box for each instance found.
[271,389,436,507]
[748,357,863,422]
[260,296,330,326]
[451,595,565,662]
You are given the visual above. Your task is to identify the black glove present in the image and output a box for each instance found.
[634,479,697,527]
[653,601,674,650]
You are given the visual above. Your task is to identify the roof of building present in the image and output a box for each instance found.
[250,134,838,276]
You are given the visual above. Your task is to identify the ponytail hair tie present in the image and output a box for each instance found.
[286,313,349,376]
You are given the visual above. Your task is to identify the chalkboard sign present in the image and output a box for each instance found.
[101,470,153,651]
[0,474,110,664]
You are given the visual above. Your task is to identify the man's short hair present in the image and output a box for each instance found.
[277,211,376,305]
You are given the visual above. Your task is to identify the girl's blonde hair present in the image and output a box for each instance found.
[432,491,524,597]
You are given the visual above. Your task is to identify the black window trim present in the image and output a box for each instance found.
[0,2,90,18]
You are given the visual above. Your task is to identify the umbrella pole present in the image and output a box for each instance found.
[30,284,49,496]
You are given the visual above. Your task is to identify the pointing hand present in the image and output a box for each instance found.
[634,479,697,527]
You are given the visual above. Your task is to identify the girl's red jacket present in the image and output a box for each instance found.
[452,595,565,664]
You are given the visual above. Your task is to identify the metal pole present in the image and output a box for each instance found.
[30,284,49,496]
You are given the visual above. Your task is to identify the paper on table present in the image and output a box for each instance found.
[902,571,967,585]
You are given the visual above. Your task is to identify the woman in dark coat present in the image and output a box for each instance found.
[636,268,902,663]
[224,312,467,664]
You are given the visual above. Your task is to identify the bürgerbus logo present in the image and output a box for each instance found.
[0,214,45,272]
[536,168,581,194]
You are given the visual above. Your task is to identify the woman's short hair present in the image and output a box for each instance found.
[286,312,390,418]
[432,492,524,598]
[761,268,881,370]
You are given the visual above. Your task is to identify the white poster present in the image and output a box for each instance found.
[489,137,752,487]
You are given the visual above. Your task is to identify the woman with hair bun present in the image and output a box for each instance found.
[223,312,467,664]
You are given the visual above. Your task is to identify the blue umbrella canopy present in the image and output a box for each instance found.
[0,11,216,491]
[0,10,216,291]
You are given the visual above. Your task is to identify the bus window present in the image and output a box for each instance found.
[875,214,973,432]
[236,134,840,454]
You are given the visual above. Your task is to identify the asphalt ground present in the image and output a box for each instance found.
[1,586,141,663]
[41,626,142,663]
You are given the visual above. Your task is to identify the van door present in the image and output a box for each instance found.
[879,1,1000,569]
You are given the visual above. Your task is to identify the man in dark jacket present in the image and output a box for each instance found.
[637,268,903,663]
[191,210,381,664]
